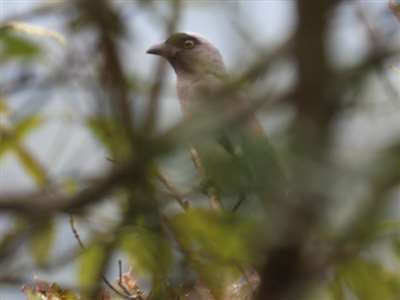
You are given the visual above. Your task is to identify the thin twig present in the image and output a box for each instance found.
[190,148,223,210]
[232,193,246,212]
[108,155,189,211]
[157,172,189,210]
[69,215,85,249]
[118,260,135,297]
[356,1,400,103]
[69,215,132,299]
[119,260,123,283]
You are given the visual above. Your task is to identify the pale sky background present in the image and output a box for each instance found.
[0,0,399,299]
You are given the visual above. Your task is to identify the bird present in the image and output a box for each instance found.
[147,32,285,209]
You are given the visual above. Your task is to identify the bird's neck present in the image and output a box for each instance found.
[169,57,227,80]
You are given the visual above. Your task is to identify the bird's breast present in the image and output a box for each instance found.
[176,74,224,116]
[177,77,206,114]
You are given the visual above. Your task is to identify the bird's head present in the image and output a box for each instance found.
[146,32,226,78]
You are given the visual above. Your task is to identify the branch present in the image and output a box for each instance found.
[157,172,190,210]
[0,164,133,214]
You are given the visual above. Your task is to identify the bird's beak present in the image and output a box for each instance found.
[146,42,177,58]
[146,42,167,56]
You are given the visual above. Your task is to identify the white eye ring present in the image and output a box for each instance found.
[183,39,195,49]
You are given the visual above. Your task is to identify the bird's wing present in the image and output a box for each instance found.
[217,89,266,154]
[181,75,287,202]
[217,90,288,196]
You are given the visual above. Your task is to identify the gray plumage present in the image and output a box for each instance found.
[147,32,285,206]
[147,33,264,142]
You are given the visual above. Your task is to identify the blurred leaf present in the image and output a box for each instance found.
[0,114,45,159]
[332,258,400,300]
[172,209,259,264]
[171,209,261,299]
[63,177,79,194]
[2,21,66,45]
[195,133,285,201]
[369,220,400,243]
[30,218,55,266]
[78,243,107,289]
[87,117,115,152]
[120,226,172,277]
[0,133,10,159]
[46,283,79,300]
[0,20,65,65]
[87,117,131,160]
[13,115,45,141]
[0,217,28,259]
[21,287,42,300]
[0,31,41,62]
[328,277,346,300]
[0,114,48,185]
[0,98,8,114]
[392,238,400,260]
[14,143,48,187]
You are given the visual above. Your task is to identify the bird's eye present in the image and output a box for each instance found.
[183,39,195,49]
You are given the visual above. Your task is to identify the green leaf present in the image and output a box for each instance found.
[14,143,48,187]
[0,133,12,158]
[0,114,48,185]
[63,177,79,194]
[328,277,346,300]
[87,117,131,160]
[0,114,45,159]
[87,117,115,152]
[333,258,400,300]
[170,210,261,299]
[1,22,65,45]
[14,115,44,137]
[21,287,42,300]
[391,238,400,263]
[0,98,8,114]
[78,243,107,289]
[120,226,172,277]
[193,133,284,201]
[0,21,66,63]
[0,31,41,61]
[47,283,79,300]
[0,217,28,259]
[172,209,259,264]
[30,218,55,266]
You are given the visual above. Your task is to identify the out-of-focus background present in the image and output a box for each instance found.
[2,1,400,299]
[0,0,297,193]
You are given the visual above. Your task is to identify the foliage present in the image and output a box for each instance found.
[1,1,400,300]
